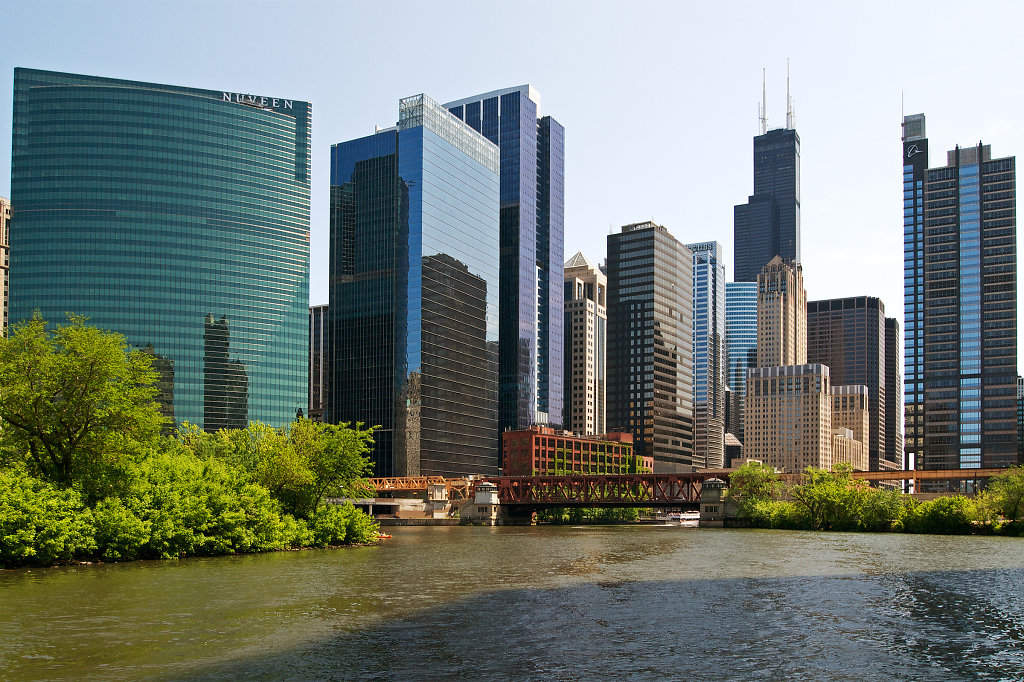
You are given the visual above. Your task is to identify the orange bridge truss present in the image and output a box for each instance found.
[488,473,718,507]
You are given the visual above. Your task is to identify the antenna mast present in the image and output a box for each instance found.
[760,68,768,135]
[786,60,793,130]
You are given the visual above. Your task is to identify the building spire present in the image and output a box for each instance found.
[786,59,794,130]
[760,68,768,135]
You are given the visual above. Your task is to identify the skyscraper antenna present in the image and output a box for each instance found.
[760,68,768,135]
[786,60,793,130]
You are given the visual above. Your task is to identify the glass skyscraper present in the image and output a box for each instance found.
[446,86,564,432]
[10,68,311,429]
[327,95,500,477]
[607,222,694,472]
[725,281,757,444]
[309,304,328,422]
[734,127,801,282]
[687,241,726,469]
[902,114,1017,485]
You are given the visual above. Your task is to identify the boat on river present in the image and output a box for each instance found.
[655,511,700,527]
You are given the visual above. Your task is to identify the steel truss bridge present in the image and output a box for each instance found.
[367,468,1010,508]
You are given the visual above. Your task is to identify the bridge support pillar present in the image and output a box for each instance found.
[500,507,537,526]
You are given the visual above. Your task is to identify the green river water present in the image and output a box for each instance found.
[2,525,1023,680]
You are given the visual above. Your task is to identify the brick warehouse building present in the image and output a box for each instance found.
[502,426,651,476]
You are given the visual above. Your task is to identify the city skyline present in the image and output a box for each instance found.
[2,2,1023,363]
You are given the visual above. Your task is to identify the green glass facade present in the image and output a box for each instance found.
[10,68,311,429]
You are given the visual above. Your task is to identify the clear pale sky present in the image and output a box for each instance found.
[2,0,1022,361]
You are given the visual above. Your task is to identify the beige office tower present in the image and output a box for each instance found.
[745,363,833,471]
[0,197,8,336]
[563,252,607,435]
[757,256,806,367]
[831,385,869,471]
[831,429,864,469]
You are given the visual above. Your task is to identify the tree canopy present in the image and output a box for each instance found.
[0,315,163,499]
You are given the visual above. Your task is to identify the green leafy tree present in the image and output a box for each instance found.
[0,315,164,500]
[789,464,867,531]
[727,461,781,520]
[985,466,1024,522]
[727,461,780,503]
[289,419,376,512]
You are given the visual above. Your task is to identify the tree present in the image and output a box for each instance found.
[0,315,164,500]
[985,466,1024,522]
[727,461,780,506]
[289,419,375,512]
[789,464,866,531]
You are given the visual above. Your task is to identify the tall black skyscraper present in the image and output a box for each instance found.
[902,113,1017,485]
[607,222,695,472]
[885,317,903,468]
[734,127,801,283]
[807,296,893,471]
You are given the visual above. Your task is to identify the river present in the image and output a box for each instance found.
[1,525,1023,680]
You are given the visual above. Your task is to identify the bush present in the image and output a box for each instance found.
[309,503,379,546]
[131,451,295,558]
[92,497,149,561]
[0,468,96,567]
[900,496,978,535]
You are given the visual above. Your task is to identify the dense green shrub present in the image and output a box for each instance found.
[310,502,379,546]
[0,468,96,567]
[899,496,977,535]
[92,497,149,561]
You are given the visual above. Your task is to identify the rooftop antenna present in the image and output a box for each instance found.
[759,68,768,135]
[786,60,793,130]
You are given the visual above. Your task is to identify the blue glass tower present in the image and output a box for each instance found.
[902,114,928,472]
[328,95,500,477]
[687,242,726,469]
[725,281,758,444]
[446,86,564,432]
[903,113,1017,486]
[10,69,310,429]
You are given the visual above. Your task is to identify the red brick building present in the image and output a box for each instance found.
[502,426,651,476]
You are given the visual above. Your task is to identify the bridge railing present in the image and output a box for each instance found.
[489,473,711,506]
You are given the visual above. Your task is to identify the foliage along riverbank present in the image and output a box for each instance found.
[728,461,1024,535]
[0,316,380,569]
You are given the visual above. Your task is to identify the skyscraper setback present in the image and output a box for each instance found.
[607,222,695,472]
[563,252,607,436]
[328,94,500,477]
[734,126,801,282]
[446,86,564,433]
[807,297,893,471]
[902,113,1017,480]
[688,242,727,469]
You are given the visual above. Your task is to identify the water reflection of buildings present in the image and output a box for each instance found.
[203,314,248,431]
[9,70,310,429]
[141,343,175,432]
[329,94,500,477]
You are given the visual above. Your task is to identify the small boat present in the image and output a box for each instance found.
[655,511,700,527]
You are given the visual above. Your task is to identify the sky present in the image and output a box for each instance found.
[2,0,1023,353]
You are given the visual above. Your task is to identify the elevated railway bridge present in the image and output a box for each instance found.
[366,468,1009,510]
